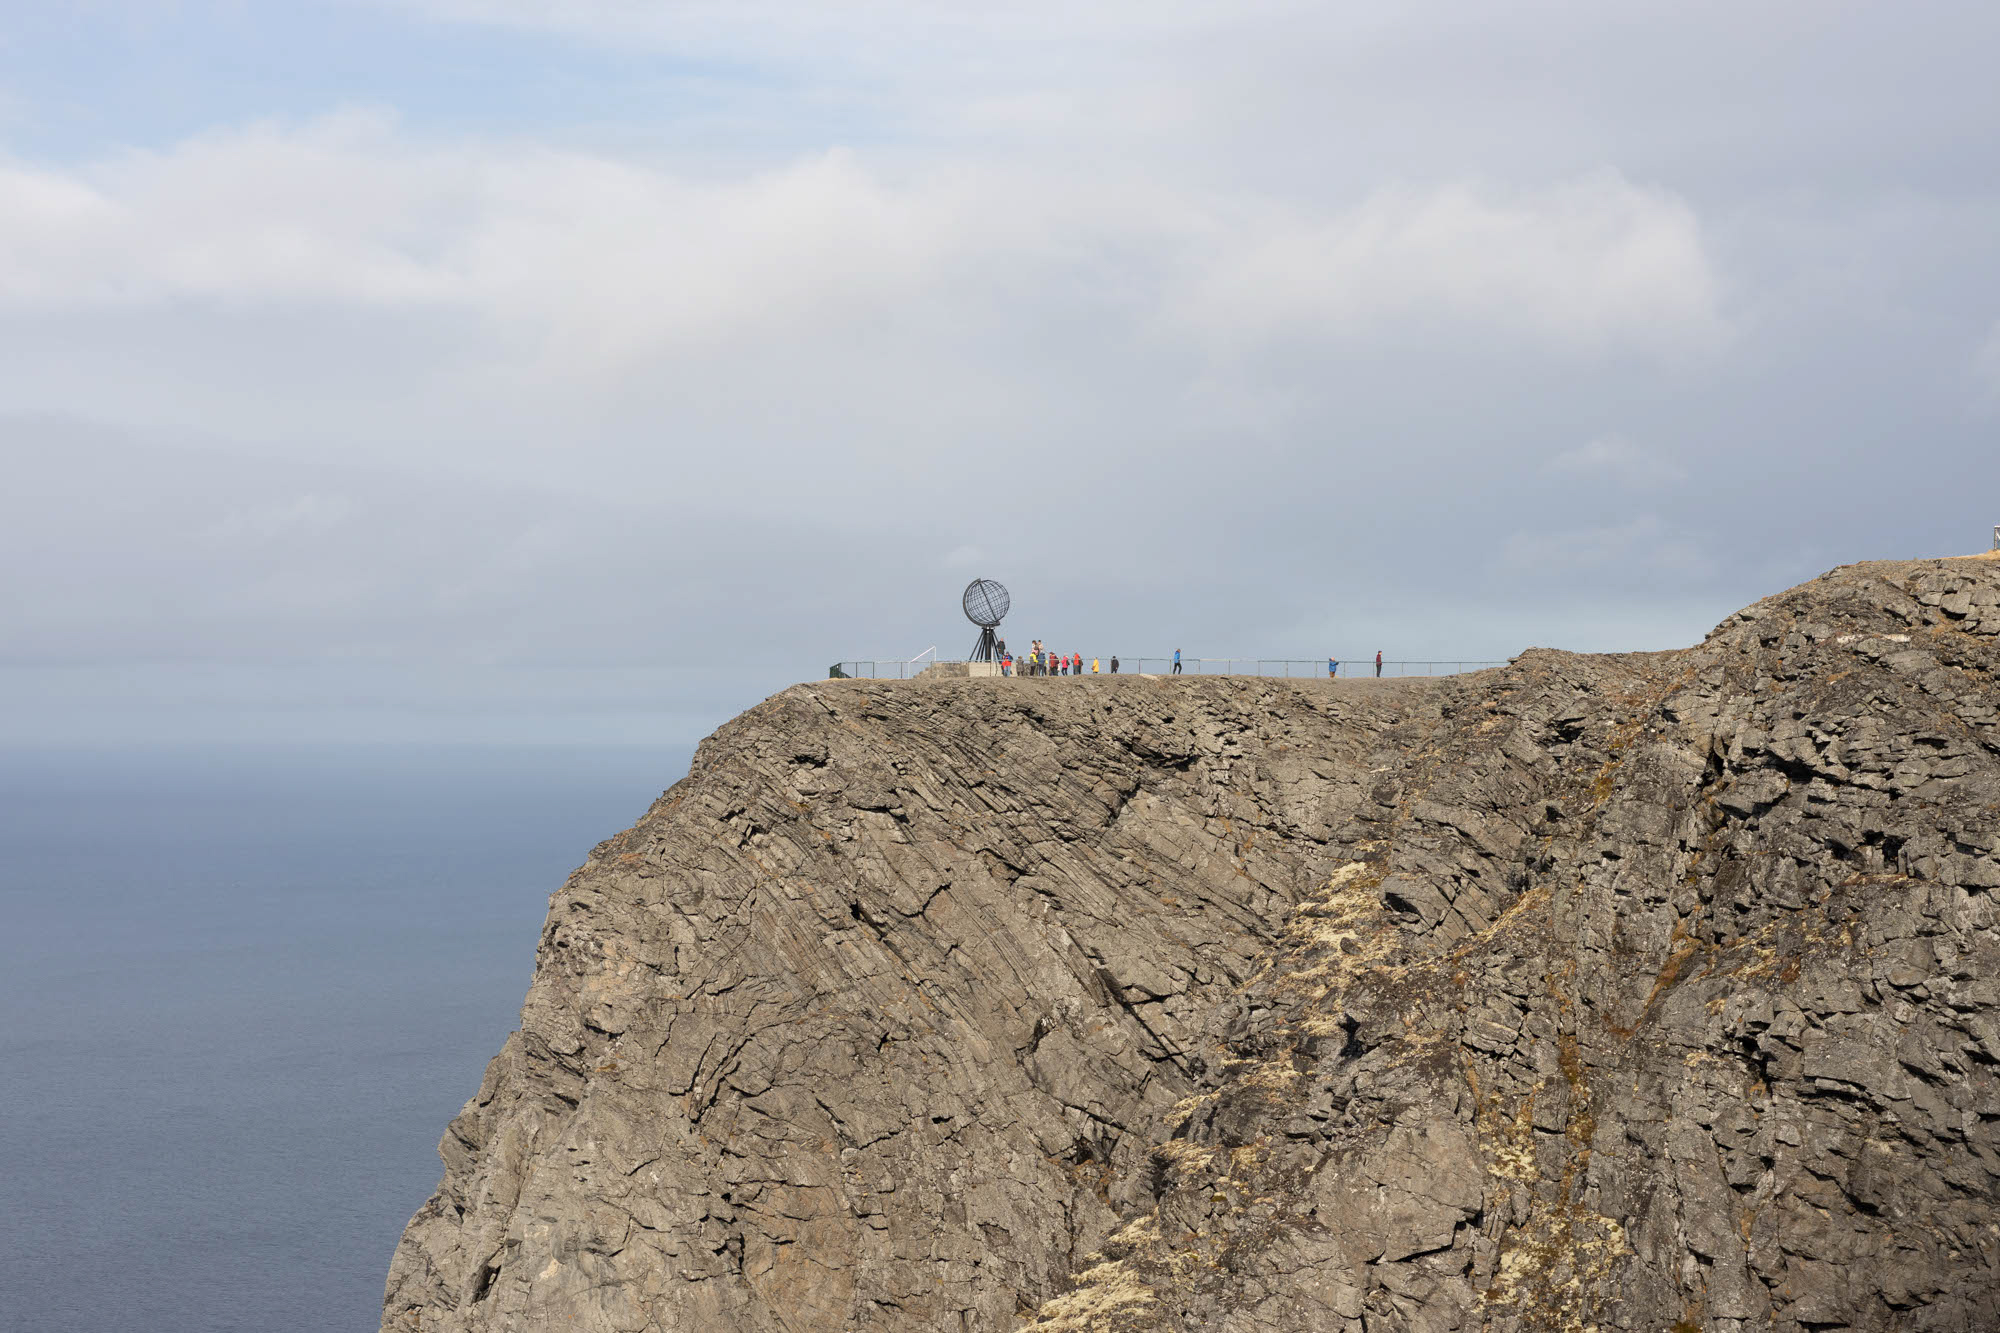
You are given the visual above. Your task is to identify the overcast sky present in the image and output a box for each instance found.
[3,1,1997,745]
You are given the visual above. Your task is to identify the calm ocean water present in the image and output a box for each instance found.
[0,744,693,1333]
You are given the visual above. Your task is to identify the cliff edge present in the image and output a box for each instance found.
[385,557,2000,1332]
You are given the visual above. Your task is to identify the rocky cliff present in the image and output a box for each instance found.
[384,556,2000,1333]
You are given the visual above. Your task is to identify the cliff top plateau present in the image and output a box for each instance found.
[385,555,2000,1333]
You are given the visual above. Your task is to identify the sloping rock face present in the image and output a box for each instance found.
[385,557,2000,1333]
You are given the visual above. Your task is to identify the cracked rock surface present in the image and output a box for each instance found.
[384,556,2000,1332]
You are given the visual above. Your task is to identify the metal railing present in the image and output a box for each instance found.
[830,658,944,679]
[831,657,1510,680]
[1138,658,1510,677]
[827,649,942,679]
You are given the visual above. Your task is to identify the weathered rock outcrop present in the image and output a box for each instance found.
[385,556,2000,1332]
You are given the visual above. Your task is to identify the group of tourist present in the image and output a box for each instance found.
[999,640,1115,676]
[990,644,1387,678]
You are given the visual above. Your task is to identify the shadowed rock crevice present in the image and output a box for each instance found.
[384,557,2000,1333]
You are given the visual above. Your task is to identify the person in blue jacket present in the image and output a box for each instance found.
[1328,658,1339,678]
[1172,649,1182,675]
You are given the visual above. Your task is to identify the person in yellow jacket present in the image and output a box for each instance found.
[1091,657,1100,674]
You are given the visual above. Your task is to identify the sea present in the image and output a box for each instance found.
[0,743,693,1333]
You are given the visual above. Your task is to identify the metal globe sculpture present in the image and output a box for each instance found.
[963,579,1010,629]
[963,578,1009,662]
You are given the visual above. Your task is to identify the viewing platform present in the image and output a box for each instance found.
[830,656,1512,680]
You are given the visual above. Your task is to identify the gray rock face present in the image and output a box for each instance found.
[385,556,2000,1333]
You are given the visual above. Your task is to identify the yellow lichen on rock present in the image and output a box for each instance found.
[1020,1260,1156,1331]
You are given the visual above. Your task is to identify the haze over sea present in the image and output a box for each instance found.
[0,743,692,1333]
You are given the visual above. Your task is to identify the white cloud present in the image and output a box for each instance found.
[0,117,1724,366]
[0,113,1733,538]
[0,118,971,356]
[1177,175,1726,359]
[1545,435,1685,486]
[0,110,461,310]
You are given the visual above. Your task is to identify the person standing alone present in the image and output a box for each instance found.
[1374,650,1383,678]
[1172,649,1182,675]
[1329,658,1339,678]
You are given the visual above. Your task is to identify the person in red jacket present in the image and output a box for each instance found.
[1374,650,1383,678]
